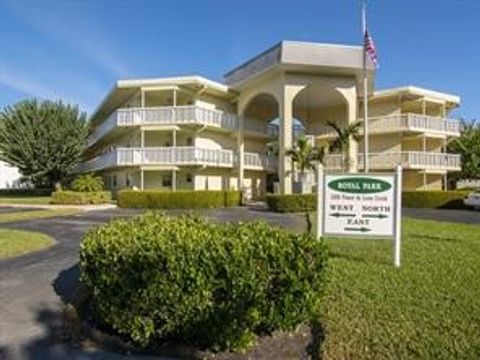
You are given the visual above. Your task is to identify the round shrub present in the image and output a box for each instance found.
[71,173,104,192]
[80,213,328,351]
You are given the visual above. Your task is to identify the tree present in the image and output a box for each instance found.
[326,120,362,171]
[0,99,88,189]
[448,119,480,182]
[286,136,328,179]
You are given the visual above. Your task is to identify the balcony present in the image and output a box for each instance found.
[87,106,279,147]
[314,113,461,139]
[244,152,277,171]
[324,151,461,171]
[79,147,235,172]
[80,147,278,173]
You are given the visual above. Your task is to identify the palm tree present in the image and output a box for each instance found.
[326,120,362,171]
[286,137,328,181]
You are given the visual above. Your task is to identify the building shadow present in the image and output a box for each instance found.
[11,264,326,359]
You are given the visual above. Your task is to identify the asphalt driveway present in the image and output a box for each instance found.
[0,206,478,359]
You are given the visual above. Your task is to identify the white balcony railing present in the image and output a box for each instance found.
[116,106,238,130]
[244,152,277,171]
[313,113,461,138]
[87,106,280,146]
[323,151,461,171]
[368,114,461,135]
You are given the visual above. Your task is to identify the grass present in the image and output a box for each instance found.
[319,218,480,359]
[0,228,54,259]
[0,209,79,223]
[0,196,52,205]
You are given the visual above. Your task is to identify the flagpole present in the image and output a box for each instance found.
[362,1,369,173]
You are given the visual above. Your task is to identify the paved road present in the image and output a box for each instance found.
[403,207,480,225]
[0,207,305,360]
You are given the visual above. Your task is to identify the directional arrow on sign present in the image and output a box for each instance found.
[344,227,372,233]
[329,212,356,218]
[361,214,389,219]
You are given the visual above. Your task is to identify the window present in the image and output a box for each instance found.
[186,174,192,183]
[187,137,193,146]
[113,175,117,188]
[162,174,172,187]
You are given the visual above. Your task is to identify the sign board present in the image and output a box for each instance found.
[316,166,403,267]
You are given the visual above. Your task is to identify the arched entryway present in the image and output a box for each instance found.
[241,93,280,196]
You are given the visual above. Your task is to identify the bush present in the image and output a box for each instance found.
[118,190,241,209]
[71,173,104,192]
[266,194,316,212]
[402,190,471,209]
[80,213,328,351]
[51,190,111,205]
[0,188,52,197]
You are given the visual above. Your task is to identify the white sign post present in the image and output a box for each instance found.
[316,165,403,267]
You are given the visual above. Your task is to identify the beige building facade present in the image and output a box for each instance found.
[81,41,461,196]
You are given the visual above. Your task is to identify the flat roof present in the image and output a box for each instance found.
[224,40,375,88]
[373,86,460,105]
[90,75,234,124]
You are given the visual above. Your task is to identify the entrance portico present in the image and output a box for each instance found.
[229,41,372,194]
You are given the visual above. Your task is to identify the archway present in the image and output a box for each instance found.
[292,82,349,139]
[242,93,280,194]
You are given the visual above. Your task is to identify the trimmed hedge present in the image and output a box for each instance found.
[402,190,471,209]
[118,190,241,209]
[50,190,111,205]
[266,194,315,213]
[80,213,328,351]
[0,188,52,197]
[267,190,473,212]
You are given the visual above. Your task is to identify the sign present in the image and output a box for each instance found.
[316,165,403,267]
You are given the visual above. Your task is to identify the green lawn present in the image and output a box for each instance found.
[0,196,52,205]
[320,218,480,359]
[0,228,54,259]
[0,209,79,223]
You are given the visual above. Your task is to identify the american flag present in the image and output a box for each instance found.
[364,29,378,67]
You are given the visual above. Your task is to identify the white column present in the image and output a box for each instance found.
[140,169,144,190]
[141,129,145,148]
[347,100,358,173]
[423,135,427,190]
[141,89,146,107]
[279,87,293,194]
[172,129,177,147]
[173,88,177,107]
[172,170,176,192]
[237,114,245,190]
[422,99,426,115]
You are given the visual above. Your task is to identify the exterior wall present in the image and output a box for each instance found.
[0,161,21,188]
[193,168,238,191]
[403,171,443,190]
[368,98,401,117]
[194,93,236,114]
[360,133,402,153]
[195,130,236,150]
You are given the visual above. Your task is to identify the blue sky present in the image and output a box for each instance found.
[0,0,478,119]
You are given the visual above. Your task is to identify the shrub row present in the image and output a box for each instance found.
[402,190,471,209]
[80,213,328,351]
[267,190,473,212]
[51,190,112,205]
[0,188,52,197]
[117,190,241,209]
[266,194,316,213]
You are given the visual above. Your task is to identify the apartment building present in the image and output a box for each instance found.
[81,41,461,196]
